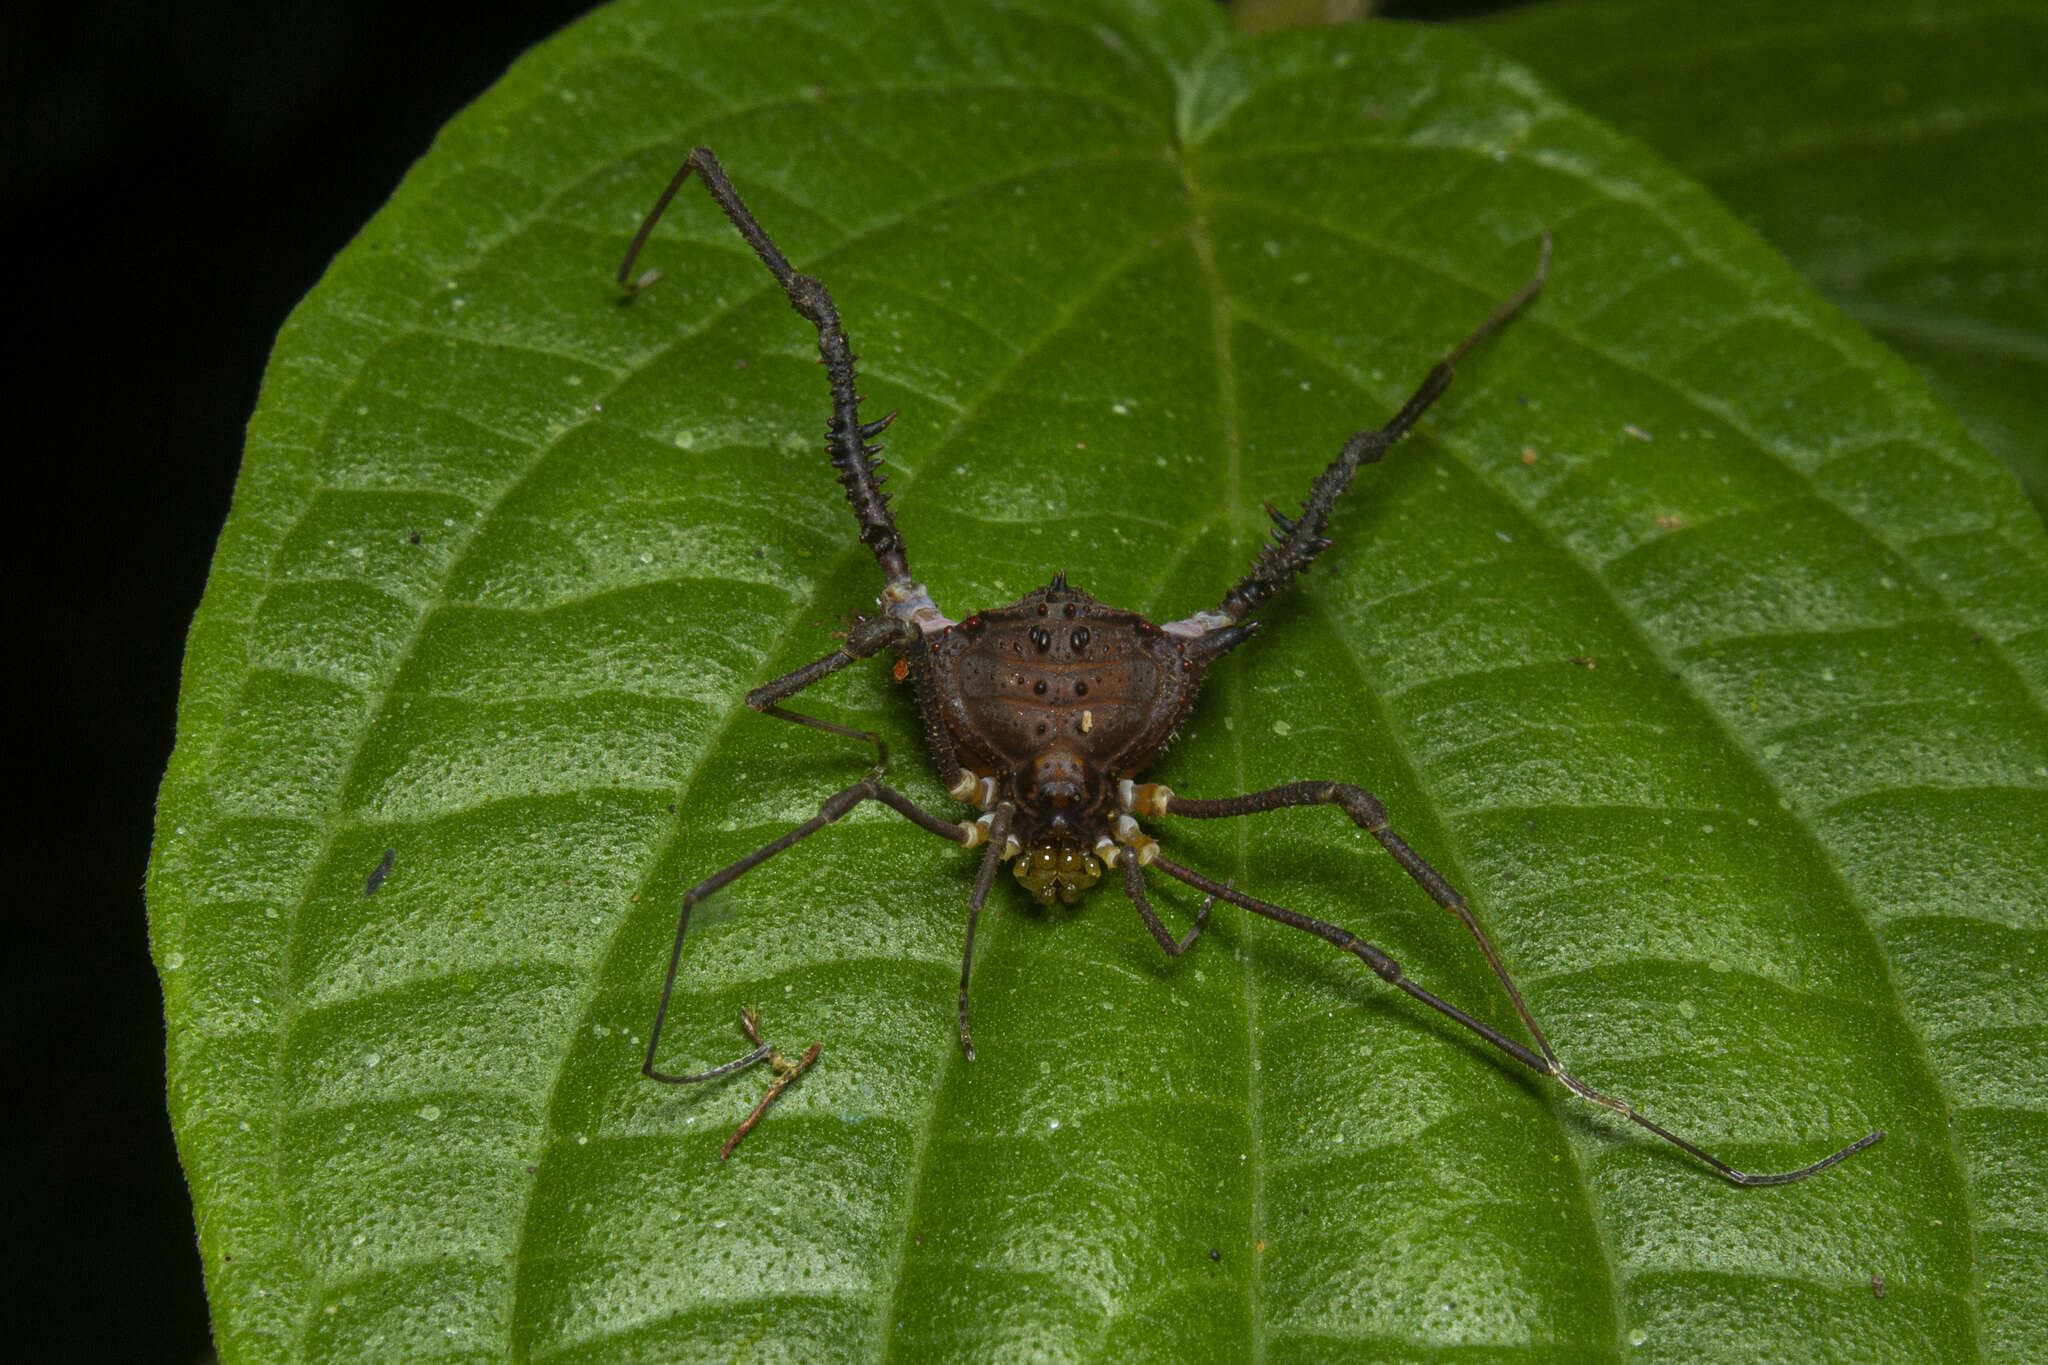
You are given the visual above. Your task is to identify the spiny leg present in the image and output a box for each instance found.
[1120,855,1213,958]
[1146,852,1881,1186]
[1165,235,1550,639]
[619,147,915,588]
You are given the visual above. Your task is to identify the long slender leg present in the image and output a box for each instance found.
[1163,781,1559,1064]
[1147,851,1881,1186]
[1121,856,1214,958]
[745,615,918,776]
[1165,236,1550,642]
[644,774,971,1083]
[956,801,1015,1062]
[619,148,915,587]
[749,615,913,713]
[648,621,945,1080]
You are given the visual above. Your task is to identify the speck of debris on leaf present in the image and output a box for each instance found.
[408,530,422,545]
[1623,423,1654,442]
[1520,446,1539,466]
[1570,656,1596,669]
[1872,1272,1885,1299]
[364,848,396,897]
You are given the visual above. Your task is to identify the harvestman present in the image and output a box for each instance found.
[620,148,1883,1183]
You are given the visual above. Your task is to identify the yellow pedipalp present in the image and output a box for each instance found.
[1010,840,1104,905]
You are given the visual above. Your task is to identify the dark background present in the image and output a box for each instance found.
[4,1,1509,1359]
[8,4,608,1359]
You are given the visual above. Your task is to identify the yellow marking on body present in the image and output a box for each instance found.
[1132,783,1174,816]
[1111,812,1160,866]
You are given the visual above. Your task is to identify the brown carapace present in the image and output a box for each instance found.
[914,576,1211,905]
[621,149,1882,1185]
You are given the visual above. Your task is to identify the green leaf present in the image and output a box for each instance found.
[151,1,2047,1361]
[1473,0,2048,520]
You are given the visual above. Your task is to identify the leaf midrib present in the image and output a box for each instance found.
[1182,148,1267,1365]
[1168,141,1633,1350]
[452,153,1205,1360]
[854,226,1201,1362]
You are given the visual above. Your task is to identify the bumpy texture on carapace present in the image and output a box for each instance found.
[905,578,1212,857]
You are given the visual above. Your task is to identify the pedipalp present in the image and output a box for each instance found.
[1163,234,1551,643]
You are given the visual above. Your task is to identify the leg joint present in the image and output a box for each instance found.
[1353,941,1403,983]
[820,785,868,821]
[845,614,913,657]
[1331,784,1389,830]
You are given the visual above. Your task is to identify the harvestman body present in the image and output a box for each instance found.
[622,149,1882,1184]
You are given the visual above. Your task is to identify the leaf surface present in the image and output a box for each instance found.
[1475,0,2048,517]
[151,1,2047,1361]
